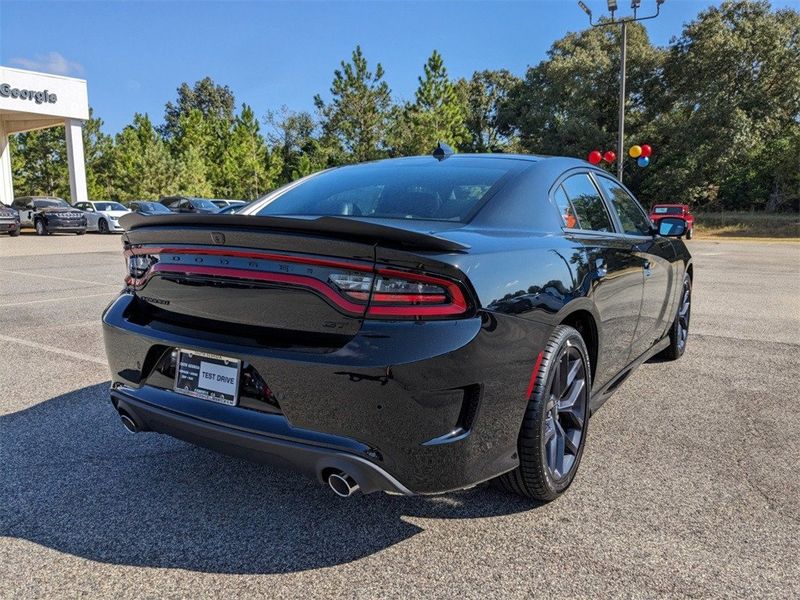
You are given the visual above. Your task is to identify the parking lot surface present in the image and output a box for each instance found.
[1,232,798,599]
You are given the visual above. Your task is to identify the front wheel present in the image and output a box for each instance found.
[35,219,48,236]
[98,219,109,234]
[10,228,20,237]
[659,273,692,360]
[686,227,694,240]
[495,325,590,501]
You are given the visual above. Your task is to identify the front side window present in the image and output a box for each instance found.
[256,158,519,222]
[596,176,651,236]
[561,174,613,232]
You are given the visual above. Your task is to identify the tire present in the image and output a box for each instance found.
[76,230,86,236]
[10,228,20,237]
[98,219,109,234]
[495,325,591,501]
[686,227,694,240]
[659,273,692,361]
[35,219,48,236]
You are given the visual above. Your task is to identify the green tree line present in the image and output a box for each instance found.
[9,1,799,211]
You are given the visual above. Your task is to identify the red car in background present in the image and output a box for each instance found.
[650,204,695,239]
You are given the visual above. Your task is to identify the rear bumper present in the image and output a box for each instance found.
[112,387,412,495]
[102,293,551,494]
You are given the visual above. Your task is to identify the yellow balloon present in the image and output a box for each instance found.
[629,145,642,158]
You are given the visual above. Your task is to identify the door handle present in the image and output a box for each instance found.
[643,260,652,277]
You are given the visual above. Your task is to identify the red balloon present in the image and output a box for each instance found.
[588,150,602,165]
[640,144,652,158]
[603,150,616,163]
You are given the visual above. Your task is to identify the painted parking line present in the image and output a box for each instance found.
[0,333,107,366]
[0,268,119,288]
[0,292,116,307]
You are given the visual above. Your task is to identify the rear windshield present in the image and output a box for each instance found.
[192,199,219,210]
[255,159,519,222]
[94,202,126,211]
[654,206,683,215]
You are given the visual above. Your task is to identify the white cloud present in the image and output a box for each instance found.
[9,52,85,76]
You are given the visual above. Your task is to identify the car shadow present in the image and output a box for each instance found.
[1,383,541,575]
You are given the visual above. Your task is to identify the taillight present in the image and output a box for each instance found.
[126,254,157,282]
[328,269,468,318]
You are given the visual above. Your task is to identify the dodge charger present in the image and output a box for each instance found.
[104,149,692,500]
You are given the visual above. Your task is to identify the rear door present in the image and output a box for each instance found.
[594,174,675,359]
[557,173,645,390]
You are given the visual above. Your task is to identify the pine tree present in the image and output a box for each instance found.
[390,50,468,156]
[220,104,270,199]
[314,46,392,163]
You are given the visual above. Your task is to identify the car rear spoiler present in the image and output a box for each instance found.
[119,213,470,252]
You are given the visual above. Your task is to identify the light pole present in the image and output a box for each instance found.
[578,0,665,182]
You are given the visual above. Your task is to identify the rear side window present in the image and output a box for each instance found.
[596,176,651,236]
[561,174,613,232]
[553,185,579,229]
[256,158,520,222]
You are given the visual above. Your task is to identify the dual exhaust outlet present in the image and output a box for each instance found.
[116,407,361,497]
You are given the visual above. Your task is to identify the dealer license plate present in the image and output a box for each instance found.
[174,349,241,406]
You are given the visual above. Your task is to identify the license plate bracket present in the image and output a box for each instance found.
[174,349,241,406]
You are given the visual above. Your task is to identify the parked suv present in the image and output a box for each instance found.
[650,204,694,239]
[12,196,87,235]
[74,201,130,233]
[0,205,20,236]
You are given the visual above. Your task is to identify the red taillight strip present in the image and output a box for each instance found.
[128,246,374,272]
[150,264,368,315]
[369,267,469,317]
[127,247,471,319]
[525,351,545,399]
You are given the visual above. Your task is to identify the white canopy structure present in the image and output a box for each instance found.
[0,66,90,204]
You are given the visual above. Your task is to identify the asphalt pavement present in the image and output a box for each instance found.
[1,231,798,599]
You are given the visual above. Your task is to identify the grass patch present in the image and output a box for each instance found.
[694,211,800,238]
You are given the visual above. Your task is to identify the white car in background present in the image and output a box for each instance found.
[73,201,131,233]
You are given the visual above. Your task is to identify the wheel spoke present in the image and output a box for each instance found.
[565,358,581,389]
[543,415,556,444]
[546,432,559,477]
[558,382,585,428]
[563,427,580,455]
[554,422,566,476]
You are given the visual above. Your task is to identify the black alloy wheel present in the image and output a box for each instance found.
[35,219,48,236]
[98,219,109,234]
[495,325,590,501]
[660,273,692,360]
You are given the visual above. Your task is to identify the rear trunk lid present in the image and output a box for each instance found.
[120,214,471,340]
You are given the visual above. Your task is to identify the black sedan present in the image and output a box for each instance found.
[105,151,692,501]
[159,196,220,214]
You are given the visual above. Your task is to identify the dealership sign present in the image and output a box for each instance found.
[0,82,58,104]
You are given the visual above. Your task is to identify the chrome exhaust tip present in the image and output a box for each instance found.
[119,412,138,434]
[328,472,360,497]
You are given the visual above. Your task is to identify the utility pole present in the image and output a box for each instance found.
[578,0,665,183]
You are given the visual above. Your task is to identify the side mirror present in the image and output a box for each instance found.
[658,217,687,238]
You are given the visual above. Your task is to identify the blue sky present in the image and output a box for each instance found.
[1,0,796,134]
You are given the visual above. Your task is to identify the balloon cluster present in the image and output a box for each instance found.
[587,150,616,165]
[629,144,652,167]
